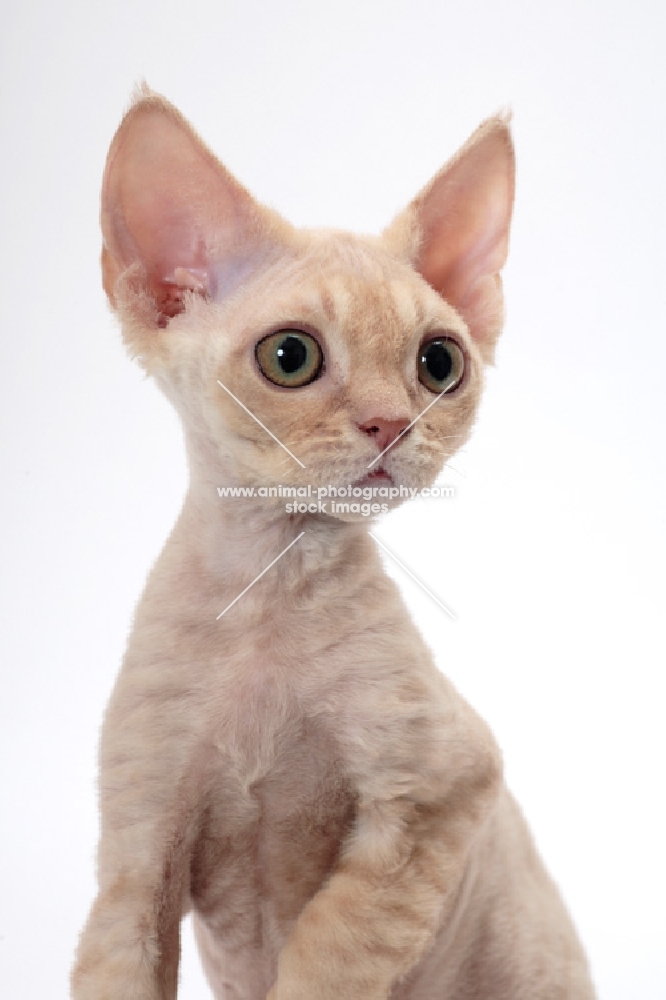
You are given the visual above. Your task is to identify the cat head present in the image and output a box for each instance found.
[101,88,514,519]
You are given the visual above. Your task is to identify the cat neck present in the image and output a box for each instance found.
[197,484,362,558]
[154,426,379,612]
[175,486,371,607]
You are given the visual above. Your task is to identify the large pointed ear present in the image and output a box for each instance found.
[101,88,282,326]
[384,115,515,362]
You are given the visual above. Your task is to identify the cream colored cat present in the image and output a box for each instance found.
[72,88,596,1000]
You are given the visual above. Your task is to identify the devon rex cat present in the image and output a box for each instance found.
[72,89,596,999]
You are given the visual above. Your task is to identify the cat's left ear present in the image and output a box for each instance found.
[384,115,515,363]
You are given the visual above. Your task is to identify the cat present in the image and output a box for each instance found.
[71,86,596,1000]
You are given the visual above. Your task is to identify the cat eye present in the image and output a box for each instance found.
[255,329,324,388]
[418,337,465,394]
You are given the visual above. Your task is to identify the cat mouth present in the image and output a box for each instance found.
[367,466,391,480]
[354,466,394,486]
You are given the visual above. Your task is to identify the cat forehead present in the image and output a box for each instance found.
[219,229,466,348]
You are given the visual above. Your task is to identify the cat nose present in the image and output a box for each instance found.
[358,417,411,454]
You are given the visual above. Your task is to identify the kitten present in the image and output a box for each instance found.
[72,88,596,1000]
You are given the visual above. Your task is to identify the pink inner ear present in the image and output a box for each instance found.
[101,98,259,322]
[119,195,213,323]
[423,186,511,299]
[153,269,211,326]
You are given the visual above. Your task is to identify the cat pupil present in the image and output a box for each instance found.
[426,342,452,382]
[277,336,307,374]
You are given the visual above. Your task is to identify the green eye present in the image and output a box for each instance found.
[418,337,465,394]
[255,330,324,388]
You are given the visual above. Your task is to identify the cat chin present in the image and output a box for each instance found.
[324,495,409,523]
[325,509,387,525]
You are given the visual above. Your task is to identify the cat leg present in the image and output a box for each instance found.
[71,799,196,1000]
[70,685,204,1000]
[267,701,501,1000]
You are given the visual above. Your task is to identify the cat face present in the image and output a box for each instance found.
[156,236,482,515]
[102,88,514,520]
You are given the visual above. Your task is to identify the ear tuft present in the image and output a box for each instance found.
[384,114,515,363]
[129,79,155,106]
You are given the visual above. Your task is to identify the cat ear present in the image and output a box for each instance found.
[101,88,280,326]
[384,115,515,362]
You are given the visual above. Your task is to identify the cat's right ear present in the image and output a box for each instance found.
[101,88,283,327]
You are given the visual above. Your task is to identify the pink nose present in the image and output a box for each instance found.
[358,417,410,455]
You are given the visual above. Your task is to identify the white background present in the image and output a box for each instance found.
[1,1,665,997]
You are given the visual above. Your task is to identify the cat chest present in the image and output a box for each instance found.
[189,706,357,942]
